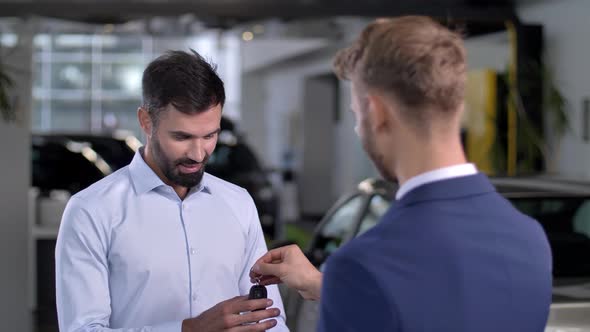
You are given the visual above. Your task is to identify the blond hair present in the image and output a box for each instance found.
[333,16,466,119]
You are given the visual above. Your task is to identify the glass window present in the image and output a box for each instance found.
[33,61,43,89]
[101,99,142,136]
[32,140,106,194]
[50,99,91,131]
[51,62,92,90]
[58,135,135,171]
[357,195,391,236]
[52,34,93,53]
[207,143,261,178]
[309,195,365,266]
[100,62,143,92]
[510,197,590,281]
[100,35,143,54]
[33,34,51,53]
[30,32,239,134]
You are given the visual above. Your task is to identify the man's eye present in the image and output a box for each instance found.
[205,132,219,140]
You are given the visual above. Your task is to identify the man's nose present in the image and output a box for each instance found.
[188,140,206,162]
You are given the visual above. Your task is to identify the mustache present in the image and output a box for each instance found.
[175,155,209,166]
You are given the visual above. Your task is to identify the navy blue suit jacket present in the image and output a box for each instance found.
[318,174,552,332]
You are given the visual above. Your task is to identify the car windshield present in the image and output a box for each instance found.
[510,197,590,278]
[32,141,107,193]
[63,136,136,170]
[207,143,261,178]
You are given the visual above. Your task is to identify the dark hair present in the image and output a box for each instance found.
[142,49,225,126]
[333,16,466,118]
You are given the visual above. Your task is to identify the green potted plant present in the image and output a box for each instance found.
[493,62,568,175]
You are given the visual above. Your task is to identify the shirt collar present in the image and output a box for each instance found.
[128,148,211,196]
[395,163,478,200]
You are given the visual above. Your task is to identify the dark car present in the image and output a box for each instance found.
[207,132,279,238]
[284,177,590,332]
[32,126,280,238]
[32,134,116,194]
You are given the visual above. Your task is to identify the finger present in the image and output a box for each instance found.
[233,307,281,326]
[249,251,283,279]
[228,295,249,303]
[249,274,281,284]
[224,296,261,314]
[232,298,273,313]
[227,319,278,332]
[250,245,304,279]
[255,245,295,267]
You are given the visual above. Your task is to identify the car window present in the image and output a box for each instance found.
[207,143,261,178]
[309,195,366,265]
[510,197,590,279]
[356,194,391,236]
[32,142,107,193]
[70,137,134,170]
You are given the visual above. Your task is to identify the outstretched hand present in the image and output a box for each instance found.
[250,245,323,301]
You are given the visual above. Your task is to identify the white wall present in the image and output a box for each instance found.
[241,38,328,73]
[465,31,510,72]
[518,0,590,178]
[241,44,377,211]
[0,19,33,331]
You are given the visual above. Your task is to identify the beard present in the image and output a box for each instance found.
[361,117,397,183]
[151,136,208,188]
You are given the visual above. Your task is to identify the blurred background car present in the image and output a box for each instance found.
[208,132,280,238]
[32,130,139,195]
[282,177,590,332]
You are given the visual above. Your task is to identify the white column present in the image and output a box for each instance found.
[0,18,34,331]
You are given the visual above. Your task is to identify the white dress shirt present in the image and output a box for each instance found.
[395,163,478,200]
[55,151,288,332]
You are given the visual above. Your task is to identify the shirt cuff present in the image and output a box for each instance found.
[151,320,183,332]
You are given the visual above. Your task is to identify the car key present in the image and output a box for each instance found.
[248,279,267,311]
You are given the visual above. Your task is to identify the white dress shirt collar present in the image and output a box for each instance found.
[129,148,210,196]
[395,163,478,200]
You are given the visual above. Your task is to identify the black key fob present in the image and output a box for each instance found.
[248,284,267,300]
[248,284,268,311]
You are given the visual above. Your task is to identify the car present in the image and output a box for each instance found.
[31,133,121,195]
[207,131,280,238]
[283,177,590,332]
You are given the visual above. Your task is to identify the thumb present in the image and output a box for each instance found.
[251,261,283,278]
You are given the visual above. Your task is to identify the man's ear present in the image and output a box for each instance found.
[366,92,390,132]
[138,107,153,138]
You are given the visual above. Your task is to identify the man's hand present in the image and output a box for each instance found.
[182,296,279,332]
[250,244,323,301]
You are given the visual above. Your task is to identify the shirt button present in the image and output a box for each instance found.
[192,293,197,301]
[190,248,197,255]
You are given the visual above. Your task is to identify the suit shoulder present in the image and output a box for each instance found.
[331,234,379,270]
